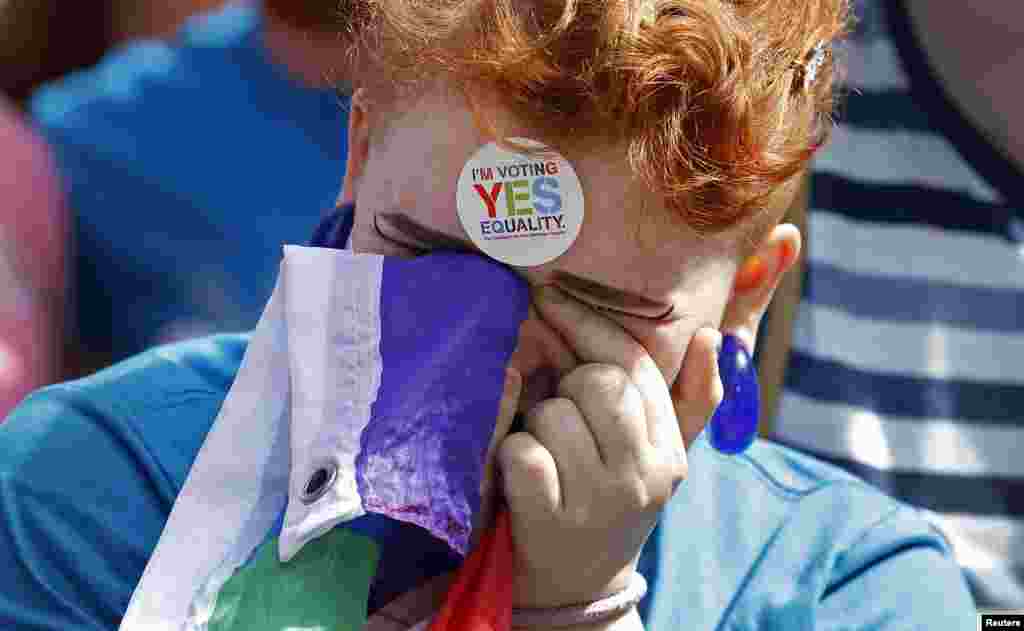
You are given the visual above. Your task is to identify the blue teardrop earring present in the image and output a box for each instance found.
[708,334,759,455]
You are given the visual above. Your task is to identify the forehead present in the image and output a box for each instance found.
[367,86,731,297]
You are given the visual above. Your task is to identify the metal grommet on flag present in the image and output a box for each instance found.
[301,463,338,505]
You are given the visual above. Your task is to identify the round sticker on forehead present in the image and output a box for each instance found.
[456,138,585,267]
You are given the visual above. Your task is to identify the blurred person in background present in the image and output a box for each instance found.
[24,0,352,381]
[1,0,88,418]
[0,96,66,418]
[0,0,240,414]
[1,0,221,105]
[764,0,1024,611]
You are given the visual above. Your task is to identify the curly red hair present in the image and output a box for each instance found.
[347,0,852,236]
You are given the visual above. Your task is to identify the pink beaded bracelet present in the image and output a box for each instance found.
[510,572,648,629]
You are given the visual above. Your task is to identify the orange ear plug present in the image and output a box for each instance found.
[734,255,767,292]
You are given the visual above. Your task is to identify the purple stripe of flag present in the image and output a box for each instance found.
[355,252,529,555]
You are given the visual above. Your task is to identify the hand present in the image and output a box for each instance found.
[496,285,723,609]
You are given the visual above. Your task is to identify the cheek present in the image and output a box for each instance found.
[619,318,700,389]
[629,277,733,386]
[347,216,382,254]
[348,214,416,257]
[348,216,371,252]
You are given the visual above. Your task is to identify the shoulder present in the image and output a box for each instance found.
[683,437,951,565]
[728,436,882,498]
[1,333,247,496]
[716,439,964,575]
[640,438,977,629]
[0,334,247,628]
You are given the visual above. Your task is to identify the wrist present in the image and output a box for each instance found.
[511,571,647,630]
[513,565,635,610]
[514,605,642,631]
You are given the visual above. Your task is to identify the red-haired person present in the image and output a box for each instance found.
[2,1,976,630]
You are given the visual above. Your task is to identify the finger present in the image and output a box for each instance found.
[524,397,603,510]
[482,367,523,494]
[524,301,580,378]
[672,327,724,449]
[557,363,648,470]
[533,285,678,450]
[476,367,523,538]
[498,431,561,518]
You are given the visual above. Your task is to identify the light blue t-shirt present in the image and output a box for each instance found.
[0,334,978,629]
[29,3,348,361]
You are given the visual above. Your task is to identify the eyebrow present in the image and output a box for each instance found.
[375,212,477,252]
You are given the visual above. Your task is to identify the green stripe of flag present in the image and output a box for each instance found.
[209,528,380,631]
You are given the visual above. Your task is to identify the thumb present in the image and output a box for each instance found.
[492,367,523,455]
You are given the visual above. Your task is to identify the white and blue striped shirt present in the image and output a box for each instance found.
[773,0,1024,611]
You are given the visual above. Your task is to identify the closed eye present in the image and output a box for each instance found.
[555,283,676,322]
[374,212,477,254]
[374,215,431,255]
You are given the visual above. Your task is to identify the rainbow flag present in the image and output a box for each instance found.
[119,246,529,631]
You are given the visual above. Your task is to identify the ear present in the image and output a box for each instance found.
[337,89,372,206]
[719,224,802,354]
